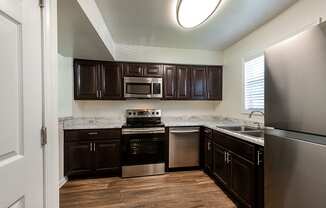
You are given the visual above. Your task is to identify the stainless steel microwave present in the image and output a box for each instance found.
[124,77,163,99]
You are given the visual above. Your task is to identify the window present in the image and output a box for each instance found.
[244,55,265,112]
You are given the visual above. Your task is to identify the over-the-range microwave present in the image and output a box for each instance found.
[124,77,163,99]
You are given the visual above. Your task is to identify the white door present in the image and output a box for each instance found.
[0,0,44,207]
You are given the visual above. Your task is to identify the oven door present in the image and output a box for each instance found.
[124,77,162,98]
[122,133,165,166]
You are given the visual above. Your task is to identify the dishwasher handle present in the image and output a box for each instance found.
[169,128,200,134]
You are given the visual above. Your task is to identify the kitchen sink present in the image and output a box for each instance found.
[241,131,264,138]
[217,125,258,132]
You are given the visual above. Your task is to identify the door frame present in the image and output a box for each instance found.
[42,0,59,207]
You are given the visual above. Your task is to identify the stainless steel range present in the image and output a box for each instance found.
[121,109,166,178]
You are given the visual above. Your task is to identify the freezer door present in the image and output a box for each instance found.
[265,130,326,208]
[265,21,326,136]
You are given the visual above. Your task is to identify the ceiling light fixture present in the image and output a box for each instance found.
[177,0,222,29]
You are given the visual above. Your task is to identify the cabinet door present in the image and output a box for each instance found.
[176,66,191,99]
[74,60,100,100]
[124,63,144,76]
[230,153,256,208]
[207,66,223,100]
[164,65,177,99]
[100,62,123,100]
[144,64,163,77]
[94,140,121,174]
[191,67,207,99]
[256,148,264,208]
[205,138,213,173]
[213,143,229,185]
[64,141,93,176]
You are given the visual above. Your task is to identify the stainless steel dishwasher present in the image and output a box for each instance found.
[169,127,200,168]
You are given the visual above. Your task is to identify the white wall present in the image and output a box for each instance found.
[73,100,220,118]
[58,54,73,117]
[217,0,326,122]
[116,44,223,65]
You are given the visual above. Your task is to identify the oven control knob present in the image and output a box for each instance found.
[133,112,136,115]
[152,112,155,115]
[128,112,132,115]
[156,112,159,115]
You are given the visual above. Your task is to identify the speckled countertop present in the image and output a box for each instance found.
[62,116,264,146]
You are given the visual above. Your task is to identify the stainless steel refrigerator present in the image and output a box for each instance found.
[264,21,326,208]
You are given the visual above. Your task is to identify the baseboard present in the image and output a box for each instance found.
[59,176,68,188]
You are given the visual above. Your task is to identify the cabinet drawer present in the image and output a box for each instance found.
[203,127,213,138]
[144,64,163,77]
[213,131,255,162]
[65,129,121,142]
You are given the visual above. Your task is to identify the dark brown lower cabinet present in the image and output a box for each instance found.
[203,128,213,173]
[64,129,121,178]
[213,143,229,186]
[256,147,264,208]
[203,128,263,208]
[65,141,93,176]
[94,140,120,174]
[229,153,255,207]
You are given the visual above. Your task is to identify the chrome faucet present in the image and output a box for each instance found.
[249,110,264,118]
[249,111,264,129]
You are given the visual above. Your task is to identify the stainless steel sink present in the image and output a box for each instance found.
[241,131,264,138]
[217,125,258,132]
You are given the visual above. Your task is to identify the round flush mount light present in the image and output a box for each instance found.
[177,0,222,29]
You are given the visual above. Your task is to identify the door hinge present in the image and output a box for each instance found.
[41,127,48,146]
[39,0,45,8]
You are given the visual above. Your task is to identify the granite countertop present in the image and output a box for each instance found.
[61,116,264,146]
[63,117,124,130]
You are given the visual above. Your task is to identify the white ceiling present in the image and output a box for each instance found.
[95,0,298,50]
[58,0,114,60]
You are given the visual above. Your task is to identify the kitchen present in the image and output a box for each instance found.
[60,1,323,207]
[1,0,326,208]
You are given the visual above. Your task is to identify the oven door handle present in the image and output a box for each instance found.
[122,128,165,135]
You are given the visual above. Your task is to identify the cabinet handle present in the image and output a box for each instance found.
[93,143,96,152]
[227,152,231,164]
[88,132,98,135]
[96,90,99,98]
[204,129,211,134]
[257,151,262,166]
[224,152,227,163]
[208,141,211,150]
[99,90,102,98]
[90,142,93,151]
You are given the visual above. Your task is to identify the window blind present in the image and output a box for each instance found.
[244,55,265,111]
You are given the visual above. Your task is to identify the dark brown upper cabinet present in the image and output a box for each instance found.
[100,62,123,100]
[163,65,177,99]
[176,66,191,99]
[74,59,124,100]
[191,66,207,100]
[207,66,223,100]
[144,64,163,77]
[123,63,145,76]
[74,59,100,100]
[74,59,223,101]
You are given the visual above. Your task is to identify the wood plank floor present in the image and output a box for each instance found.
[60,171,236,208]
